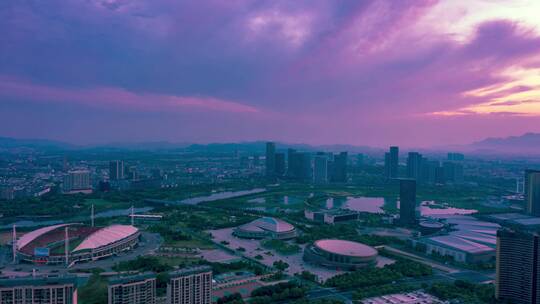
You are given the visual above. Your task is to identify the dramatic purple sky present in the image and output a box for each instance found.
[1,0,540,147]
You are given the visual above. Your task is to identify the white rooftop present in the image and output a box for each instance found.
[74,225,138,252]
[239,217,295,233]
[17,224,72,249]
[361,291,445,304]
[315,239,378,257]
[428,235,494,254]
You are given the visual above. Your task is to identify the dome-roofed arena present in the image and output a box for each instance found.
[303,239,378,270]
[233,217,296,240]
[16,223,140,266]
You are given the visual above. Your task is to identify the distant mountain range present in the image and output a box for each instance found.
[0,137,382,154]
[0,137,192,151]
[2,133,540,155]
[0,137,74,150]
[470,133,540,155]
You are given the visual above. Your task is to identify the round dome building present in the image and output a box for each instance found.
[233,217,296,240]
[303,239,378,270]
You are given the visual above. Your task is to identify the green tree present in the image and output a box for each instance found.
[273,260,289,271]
[79,271,107,304]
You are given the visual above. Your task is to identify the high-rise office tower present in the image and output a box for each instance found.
[0,187,14,200]
[447,152,465,161]
[406,152,422,180]
[287,151,312,180]
[252,155,260,166]
[287,148,297,177]
[357,153,364,167]
[300,153,313,181]
[399,179,417,225]
[63,170,91,192]
[443,162,464,184]
[314,155,328,184]
[419,156,429,183]
[384,146,399,178]
[110,160,125,180]
[63,155,69,171]
[125,166,139,180]
[420,160,441,184]
[0,275,77,304]
[384,152,391,178]
[435,165,445,184]
[496,228,540,304]
[108,273,156,304]
[288,151,299,178]
[167,266,212,304]
[265,142,276,178]
[330,152,348,182]
[526,170,540,216]
[274,153,286,177]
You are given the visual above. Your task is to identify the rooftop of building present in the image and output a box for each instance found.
[17,223,73,250]
[0,274,78,288]
[237,217,295,233]
[68,170,90,174]
[74,225,138,252]
[419,220,444,229]
[108,272,156,285]
[423,235,494,254]
[307,209,359,216]
[17,223,138,254]
[169,266,212,279]
[450,230,497,247]
[314,239,378,257]
[361,291,445,304]
[485,212,540,227]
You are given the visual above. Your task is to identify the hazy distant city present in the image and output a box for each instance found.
[3,1,540,304]
[1,135,540,304]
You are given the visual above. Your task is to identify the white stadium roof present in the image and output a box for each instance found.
[17,224,73,249]
[74,225,138,252]
[239,217,295,233]
[314,239,378,257]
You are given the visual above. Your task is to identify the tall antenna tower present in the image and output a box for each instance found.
[91,204,95,227]
[130,205,135,226]
[64,227,70,267]
[12,224,17,264]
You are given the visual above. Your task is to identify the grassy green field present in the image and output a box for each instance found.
[162,239,215,249]
[155,255,202,267]
[261,239,301,255]
[83,198,131,210]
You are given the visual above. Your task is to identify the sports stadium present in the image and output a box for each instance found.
[303,239,378,270]
[16,223,140,265]
[233,217,296,240]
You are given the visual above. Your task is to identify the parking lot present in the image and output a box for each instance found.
[210,227,394,281]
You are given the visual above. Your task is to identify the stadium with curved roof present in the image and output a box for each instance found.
[303,239,378,270]
[233,217,296,240]
[16,223,140,265]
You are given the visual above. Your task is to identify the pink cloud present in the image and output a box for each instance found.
[3,1,540,146]
[0,76,259,114]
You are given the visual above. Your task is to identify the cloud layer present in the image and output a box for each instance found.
[1,0,540,146]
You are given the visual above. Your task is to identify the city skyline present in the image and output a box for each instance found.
[4,2,540,303]
[1,1,540,146]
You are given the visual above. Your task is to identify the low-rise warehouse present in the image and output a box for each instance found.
[411,235,495,263]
